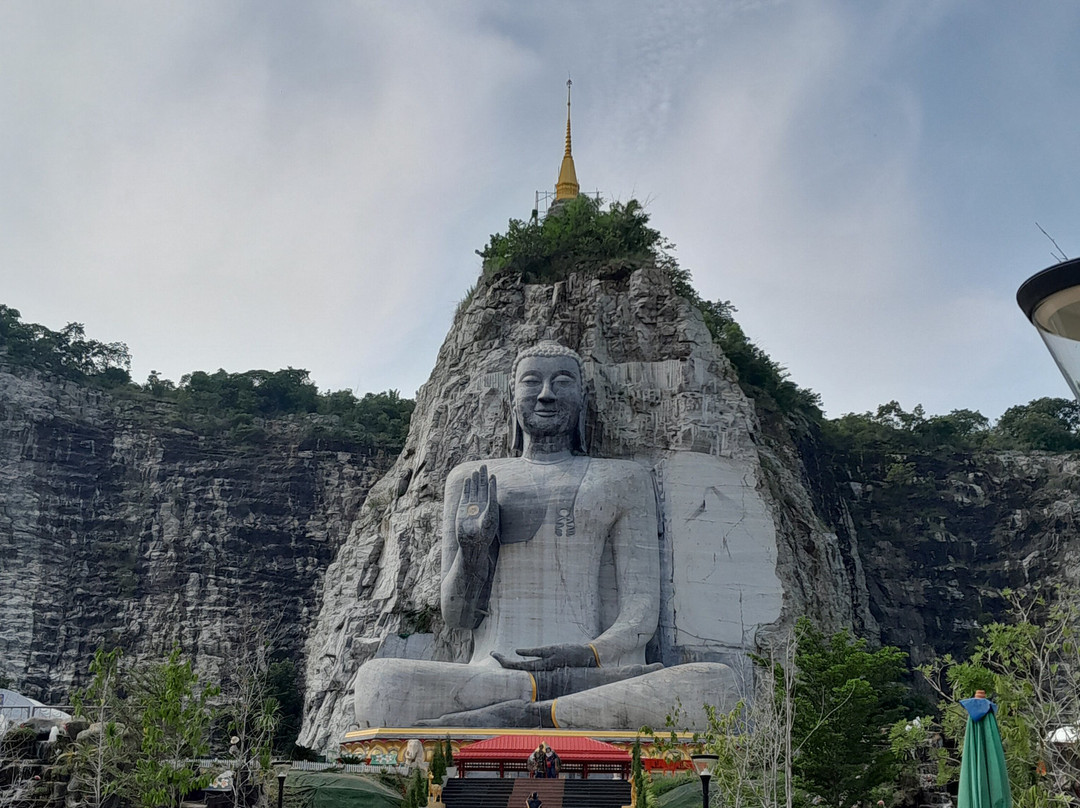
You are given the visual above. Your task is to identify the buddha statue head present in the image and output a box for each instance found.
[509,341,587,455]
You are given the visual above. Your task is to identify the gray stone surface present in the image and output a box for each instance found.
[660,451,783,659]
[0,366,391,699]
[300,265,860,749]
[350,343,737,730]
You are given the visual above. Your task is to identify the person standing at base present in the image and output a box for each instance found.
[526,791,543,808]
[528,745,545,778]
[544,745,560,779]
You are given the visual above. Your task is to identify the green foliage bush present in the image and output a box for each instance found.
[290,744,321,762]
[157,369,414,451]
[478,195,659,281]
[156,371,414,451]
[781,617,909,807]
[0,304,131,385]
[648,771,695,798]
[178,368,318,416]
[313,389,415,450]
[1,725,39,760]
[996,397,1080,451]
[826,401,992,455]
[824,397,1080,459]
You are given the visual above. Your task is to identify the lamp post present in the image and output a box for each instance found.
[276,770,286,808]
[690,754,718,808]
[1018,257,1080,401]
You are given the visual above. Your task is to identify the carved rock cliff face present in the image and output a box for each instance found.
[840,450,1080,666]
[0,365,391,699]
[299,266,869,750]
[7,268,1077,755]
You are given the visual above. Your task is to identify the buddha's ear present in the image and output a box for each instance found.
[574,386,588,455]
[508,382,524,456]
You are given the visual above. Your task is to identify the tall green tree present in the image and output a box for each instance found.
[264,660,303,755]
[995,398,1080,451]
[631,737,647,808]
[0,304,131,383]
[402,769,426,808]
[916,587,1080,808]
[132,647,218,808]
[429,739,446,784]
[785,617,909,807]
[219,613,283,808]
[687,631,797,808]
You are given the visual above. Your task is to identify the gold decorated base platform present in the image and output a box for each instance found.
[340,727,698,775]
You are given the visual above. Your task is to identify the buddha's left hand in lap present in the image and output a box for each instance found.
[491,644,598,671]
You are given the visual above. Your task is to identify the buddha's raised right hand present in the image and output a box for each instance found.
[456,464,499,551]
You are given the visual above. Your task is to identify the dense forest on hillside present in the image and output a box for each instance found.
[4,199,1079,457]
[0,303,413,451]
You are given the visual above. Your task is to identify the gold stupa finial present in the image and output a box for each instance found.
[555,76,579,201]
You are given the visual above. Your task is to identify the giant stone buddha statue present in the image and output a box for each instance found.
[353,342,738,729]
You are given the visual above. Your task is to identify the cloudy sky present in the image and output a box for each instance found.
[2,2,1078,420]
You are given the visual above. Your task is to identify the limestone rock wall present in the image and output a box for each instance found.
[6,267,1078,756]
[299,266,864,750]
[841,450,1080,666]
[0,366,390,700]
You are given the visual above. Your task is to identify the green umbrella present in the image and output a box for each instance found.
[958,690,1011,808]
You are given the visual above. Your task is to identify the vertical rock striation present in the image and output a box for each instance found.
[841,451,1080,666]
[0,364,391,700]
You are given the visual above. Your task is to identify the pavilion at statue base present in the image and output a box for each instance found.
[340,727,696,777]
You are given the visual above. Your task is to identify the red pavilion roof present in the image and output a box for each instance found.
[455,734,630,763]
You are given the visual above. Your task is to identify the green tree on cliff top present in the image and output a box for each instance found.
[479,195,660,281]
[477,197,823,424]
[0,304,131,385]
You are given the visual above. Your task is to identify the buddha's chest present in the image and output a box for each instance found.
[491,460,612,545]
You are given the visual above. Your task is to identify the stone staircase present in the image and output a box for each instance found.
[509,778,565,808]
[442,778,516,808]
[442,778,631,808]
[563,780,630,808]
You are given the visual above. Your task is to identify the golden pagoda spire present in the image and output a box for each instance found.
[555,77,580,201]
